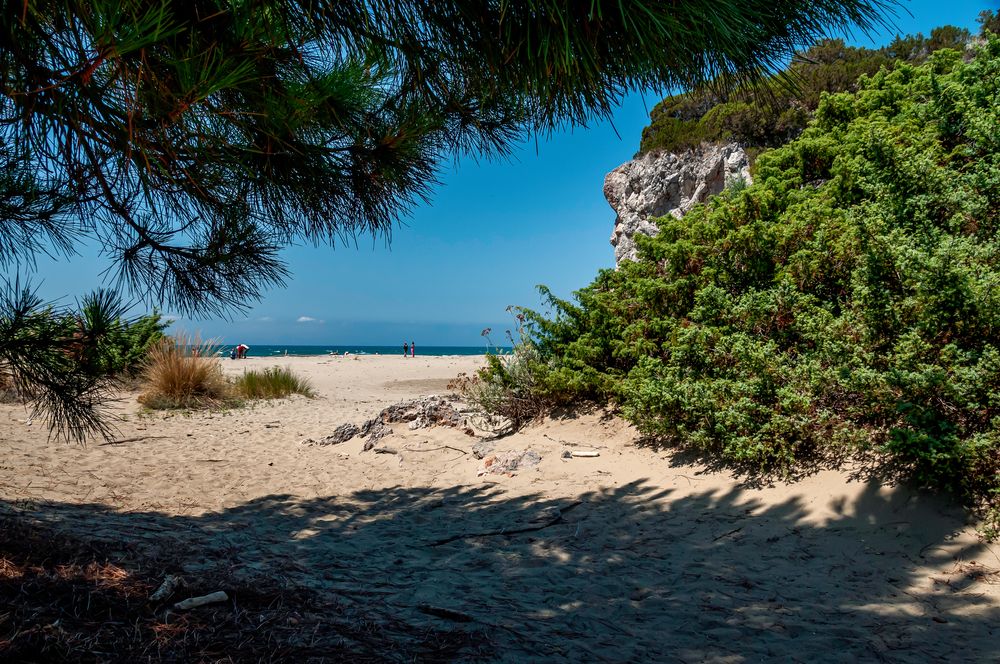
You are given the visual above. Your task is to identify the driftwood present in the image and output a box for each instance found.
[712,527,743,542]
[427,501,583,547]
[417,604,475,622]
[174,591,229,610]
[402,444,468,455]
[99,435,170,447]
[150,575,183,602]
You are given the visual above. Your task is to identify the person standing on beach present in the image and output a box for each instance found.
[403,342,409,357]
[411,341,415,358]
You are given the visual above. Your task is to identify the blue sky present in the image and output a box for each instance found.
[18,1,995,346]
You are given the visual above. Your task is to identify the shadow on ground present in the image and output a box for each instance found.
[3,479,998,662]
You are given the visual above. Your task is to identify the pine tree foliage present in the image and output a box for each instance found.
[0,0,898,316]
[0,0,895,439]
[0,285,166,439]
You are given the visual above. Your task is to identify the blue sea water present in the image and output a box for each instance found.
[219,344,510,358]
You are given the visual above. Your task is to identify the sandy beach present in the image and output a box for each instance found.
[1,354,998,661]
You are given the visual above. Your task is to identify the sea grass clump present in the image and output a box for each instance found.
[234,366,314,399]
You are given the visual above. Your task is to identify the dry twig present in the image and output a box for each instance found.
[427,501,584,547]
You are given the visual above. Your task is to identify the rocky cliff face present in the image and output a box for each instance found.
[604,143,751,265]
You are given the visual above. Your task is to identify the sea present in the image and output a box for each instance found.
[218,344,510,358]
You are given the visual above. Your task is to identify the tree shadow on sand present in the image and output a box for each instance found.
[3,479,999,662]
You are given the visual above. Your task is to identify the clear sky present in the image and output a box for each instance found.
[16,1,995,346]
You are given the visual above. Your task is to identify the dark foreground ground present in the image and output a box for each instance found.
[0,518,487,663]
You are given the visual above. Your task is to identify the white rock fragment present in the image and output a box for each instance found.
[173,590,229,610]
[604,143,751,265]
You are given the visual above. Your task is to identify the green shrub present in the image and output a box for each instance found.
[638,23,983,156]
[514,37,1000,517]
[234,366,314,399]
[71,290,168,378]
[91,312,168,377]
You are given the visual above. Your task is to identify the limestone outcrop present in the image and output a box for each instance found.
[301,395,474,451]
[604,143,751,265]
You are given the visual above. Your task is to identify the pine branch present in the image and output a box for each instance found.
[0,0,897,438]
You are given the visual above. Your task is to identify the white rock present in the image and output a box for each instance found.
[570,449,600,458]
[604,142,751,265]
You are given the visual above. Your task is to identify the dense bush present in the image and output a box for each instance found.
[637,19,992,155]
[0,289,167,383]
[0,287,167,437]
[79,298,168,377]
[234,366,314,399]
[510,38,1000,511]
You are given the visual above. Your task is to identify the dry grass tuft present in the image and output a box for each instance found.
[138,333,232,409]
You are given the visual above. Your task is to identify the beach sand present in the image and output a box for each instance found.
[1,354,998,661]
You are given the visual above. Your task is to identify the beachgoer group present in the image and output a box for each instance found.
[403,341,416,357]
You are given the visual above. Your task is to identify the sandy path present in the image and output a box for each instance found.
[1,355,997,662]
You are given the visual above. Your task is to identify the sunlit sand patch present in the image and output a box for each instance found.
[0,354,996,661]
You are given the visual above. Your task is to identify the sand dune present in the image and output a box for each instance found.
[1,355,997,661]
